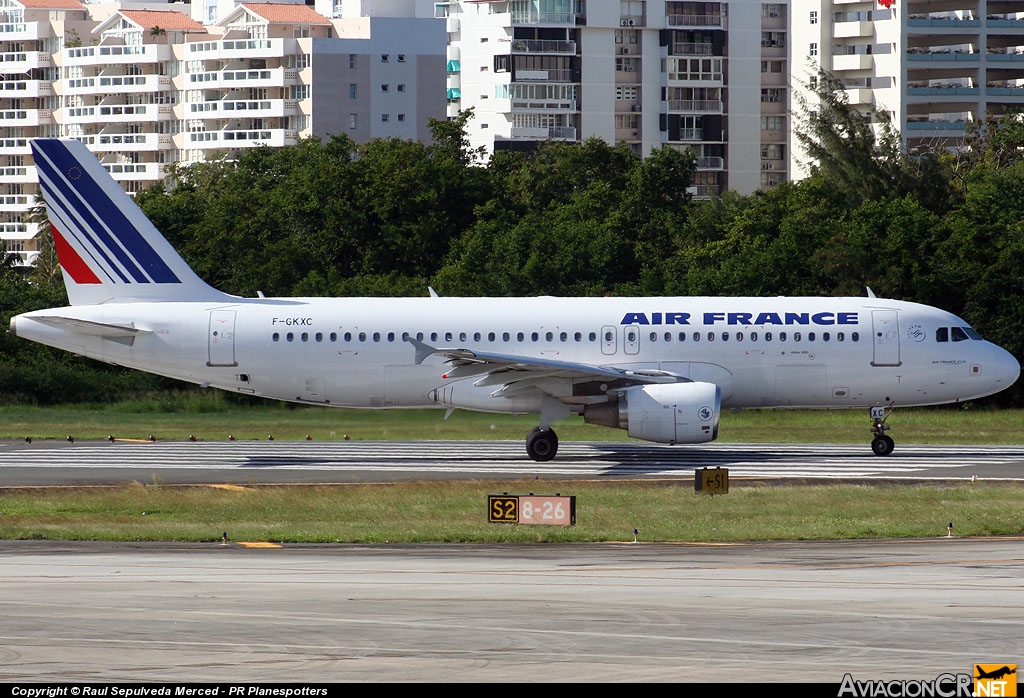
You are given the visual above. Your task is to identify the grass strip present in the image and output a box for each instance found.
[2,481,1023,543]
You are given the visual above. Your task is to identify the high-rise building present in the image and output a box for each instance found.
[439,1,792,197]
[0,0,444,265]
[791,0,1024,175]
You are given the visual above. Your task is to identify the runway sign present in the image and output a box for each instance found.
[488,494,576,526]
[696,467,729,495]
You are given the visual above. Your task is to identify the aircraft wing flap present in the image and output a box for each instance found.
[407,337,690,392]
[31,316,150,338]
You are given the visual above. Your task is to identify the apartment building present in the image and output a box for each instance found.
[791,0,1024,176]
[0,0,443,265]
[439,1,791,197]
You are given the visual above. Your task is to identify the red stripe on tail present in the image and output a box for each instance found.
[52,226,102,284]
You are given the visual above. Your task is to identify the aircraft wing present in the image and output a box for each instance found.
[407,337,688,391]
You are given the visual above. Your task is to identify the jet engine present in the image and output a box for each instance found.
[583,382,720,444]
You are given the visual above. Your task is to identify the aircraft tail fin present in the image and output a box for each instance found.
[30,138,233,306]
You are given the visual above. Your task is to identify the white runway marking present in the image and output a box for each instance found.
[2,440,1023,481]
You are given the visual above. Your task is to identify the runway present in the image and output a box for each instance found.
[2,439,1024,486]
[1,538,1022,682]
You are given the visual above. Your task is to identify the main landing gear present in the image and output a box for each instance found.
[526,426,559,462]
[870,405,895,456]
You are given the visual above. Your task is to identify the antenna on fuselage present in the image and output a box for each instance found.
[428,287,439,298]
[866,287,876,298]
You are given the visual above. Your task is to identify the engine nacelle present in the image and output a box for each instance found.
[583,382,720,445]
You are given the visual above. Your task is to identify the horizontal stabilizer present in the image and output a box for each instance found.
[31,316,149,339]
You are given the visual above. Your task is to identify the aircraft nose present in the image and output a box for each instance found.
[992,344,1021,390]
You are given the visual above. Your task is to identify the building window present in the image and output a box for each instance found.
[381,54,389,62]
[810,42,818,57]
[397,113,405,122]
[810,11,818,24]
[382,113,389,122]
[397,84,406,92]
[349,83,357,99]
[349,113,357,129]
[381,84,389,92]
[349,54,357,69]
[397,54,406,62]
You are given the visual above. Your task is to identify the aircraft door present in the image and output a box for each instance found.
[871,310,901,366]
[624,325,640,355]
[208,309,237,367]
[601,325,617,355]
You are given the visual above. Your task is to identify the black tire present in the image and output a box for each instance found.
[871,435,895,456]
[526,428,559,462]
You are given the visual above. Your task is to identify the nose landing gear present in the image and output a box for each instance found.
[870,404,895,456]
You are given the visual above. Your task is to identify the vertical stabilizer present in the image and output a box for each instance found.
[30,138,234,305]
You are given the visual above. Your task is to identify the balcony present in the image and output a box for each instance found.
[0,50,51,71]
[0,137,30,155]
[511,11,577,25]
[695,156,724,169]
[832,54,873,71]
[667,99,722,112]
[508,126,577,140]
[0,221,39,239]
[187,68,294,89]
[667,14,724,28]
[0,109,53,127]
[510,39,576,54]
[0,79,53,98]
[671,42,714,56]
[514,69,573,82]
[0,166,33,183]
[187,100,289,119]
[186,38,291,60]
[186,129,297,148]
[906,49,981,62]
[80,133,174,151]
[103,163,162,182]
[65,44,165,66]
[0,22,40,40]
[833,21,872,39]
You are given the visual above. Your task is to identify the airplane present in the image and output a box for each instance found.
[8,138,1021,461]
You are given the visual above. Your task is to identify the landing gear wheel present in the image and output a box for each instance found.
[526,427,559,462]
[871,434,895,456]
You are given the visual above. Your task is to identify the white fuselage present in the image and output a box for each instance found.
[13,295,1020,414]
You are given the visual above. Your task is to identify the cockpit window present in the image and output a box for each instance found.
[938,326,982,342]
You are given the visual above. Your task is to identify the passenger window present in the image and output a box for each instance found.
[287,333,294,342]
[650,332,657,342]
[531,332,539,341]
[560,332,567,341]
[779,332,786,342]
[416,332,424,341]
[430,332,438,342]
[460,332,467,341]
[604,331,613,342]
[708,332,714,341]
[388,332,395,342]
[852,332,860,342]
[272,332,280,342]
[822,332,829,342]
[503,332,510,341]
[765,332,772,341]
[721,332,729,342]
[330,332,337,342]
[574,332,582,341]
[794,332,801,341]
[545,331,553,341]
[736,332,743,341]
[344,332,352,342]
[373,332,380,342]
[517,332,525,342]
[315,332,323,342]
[301,333,309,342]
[750,331,757,341]
[664,332,671,342]
[837,332,844,341]
[693,332,700,342]
[678,332,686,342]
[589,332,597,341]
[808,332,815,341]
[359,332,366,342]
[488,332,495,341]
[445,332,453,342]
